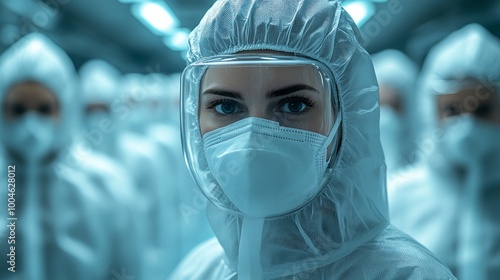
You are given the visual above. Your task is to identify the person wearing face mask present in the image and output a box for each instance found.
[81,61,186,278]
[79,59,124,157]
[77,59,149,278]
[388,23,500,279]
[371,50,419,174]
[0,33,139,280]
[168,1,456,279]
[111,72,189,278]
[144,73,214,265]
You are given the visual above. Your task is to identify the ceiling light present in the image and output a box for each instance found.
[343,1,375,27]
[163,28,189,51]
[118,0,146,3]
[131,1,179,36]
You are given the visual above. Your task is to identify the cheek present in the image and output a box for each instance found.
[198,109,223,136]
[198,111,211,136]
[49,107,61,120]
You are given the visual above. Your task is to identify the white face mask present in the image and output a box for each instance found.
[202,115,341,218]
[127,103,154,133]
[84,112,115,153]
[4,113,57,162]
[441,115,500,166]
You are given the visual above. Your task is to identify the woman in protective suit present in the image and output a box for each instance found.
[170,0,456,279]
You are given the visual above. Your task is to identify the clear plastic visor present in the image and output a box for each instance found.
[180,55,341,217]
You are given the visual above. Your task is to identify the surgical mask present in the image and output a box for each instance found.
[85,111,108,131]
[379,107,402,172]
[127,103,153,133]
[441,115,500,166]
[203,114,341,218]
[4,113,57,162]
[84,111,115,153]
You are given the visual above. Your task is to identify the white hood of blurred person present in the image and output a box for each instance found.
[110,72,188,277]
[120,73,162,135]
[145,72,215,264]
[0,33,141,280]
[389,23,500,279]
[372,49,419,174]
[79,59,122,157]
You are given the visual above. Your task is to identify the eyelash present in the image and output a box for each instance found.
[204,94,316,117]
[205,98,236,109]
[205,98,242,118]
[277,94,315,115]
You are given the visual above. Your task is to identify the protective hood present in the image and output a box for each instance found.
[0,33,79,150]
[183,0,388,278]
[371,49,418,101]
[371,49,419,169]
[79,59,121,105]
[417,23,500,139]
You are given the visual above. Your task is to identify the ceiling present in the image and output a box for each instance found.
[1,0,499,75]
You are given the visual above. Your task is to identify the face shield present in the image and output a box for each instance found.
[181,54,342,219]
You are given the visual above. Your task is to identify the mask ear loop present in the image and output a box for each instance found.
[321,110,342,149]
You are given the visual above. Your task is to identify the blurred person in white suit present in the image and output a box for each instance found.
[0,33,140,280]
[372,49,419,174]
[389,23,500,279]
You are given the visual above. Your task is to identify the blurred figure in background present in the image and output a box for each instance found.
[371,49,419,174]
[80,63,177,278]
[144,73,214,263]
[389,23,500,279]
[123,72,213,276]
[116,73,182,278]
[79,59,123,157]
[78,59,148,277]
[80,60,212,277]
[0,33,139,280]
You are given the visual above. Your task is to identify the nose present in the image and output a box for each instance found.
[247,108,278,123]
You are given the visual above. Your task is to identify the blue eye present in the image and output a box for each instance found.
[214,100,242,115]
[277,95,315,115]
[281,101,307,113]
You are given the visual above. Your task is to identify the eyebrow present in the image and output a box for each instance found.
[267,84,319,98]
[202,84,319,100]
[202,89,243,100]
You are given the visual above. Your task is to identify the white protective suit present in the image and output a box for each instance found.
[144,73,214,263]
[0,33,139,280]
[169,0,456,279]
[114,73,186,278]
[371,49,419,173]
[389,23,500,279]
[79,59,123,156]
[81,61,185,279]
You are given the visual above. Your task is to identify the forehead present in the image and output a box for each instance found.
[201,65,326,92]
[4,82,58,105]
[436,86,497,106]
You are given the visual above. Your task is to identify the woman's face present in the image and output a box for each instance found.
[199,64,334,136]
[3,82,60,120]
[436,85,500,124]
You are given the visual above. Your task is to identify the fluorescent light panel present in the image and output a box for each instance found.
[131,1,179,35]
[118,0,146,3]
[163,28,189,51]
[343,1,375,27]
